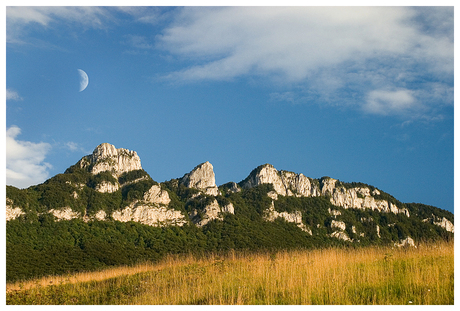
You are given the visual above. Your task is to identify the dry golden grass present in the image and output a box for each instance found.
[6,241,454,305]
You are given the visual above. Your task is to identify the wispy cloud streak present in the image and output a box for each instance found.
[157,7,453,118]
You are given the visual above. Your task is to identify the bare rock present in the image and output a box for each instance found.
[331,220,346,231]
[240,164,320,197]
[78,143,142,177]
[189,198,235,227]
[112,203,187,227]
[95,180,120,193]
[263,202,312,234]
[49,207,80,221]
[143,184,171,205]
[394,236,416,248]
[6,198,24,221]
[181,161,220,195]
[330,231,352,241]
[423,215,454,233]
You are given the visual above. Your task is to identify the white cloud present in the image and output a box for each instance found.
[6,6,114,44]
[6,125,52,189]
[64,141,90,153]
[123,34,154,50]
[65,141,80,152]
[156,7,453,119]
[116,6,165,25]
[158,7,452,82]
[363,89,418,116]
[6,89,22,101]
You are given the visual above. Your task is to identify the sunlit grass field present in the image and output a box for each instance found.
[6,241,453,305]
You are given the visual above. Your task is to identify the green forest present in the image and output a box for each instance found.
[6,167,454,283]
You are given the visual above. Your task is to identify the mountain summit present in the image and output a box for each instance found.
[6,143,454,281]
[77,143,142,177]
[7,143,453,234]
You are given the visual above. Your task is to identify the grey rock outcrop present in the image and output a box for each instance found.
[263,202,312,234]
[329,219,352,241]
[112,203,187,227]
[328,208,342,217]
[77,143,142,177]
[239,164,409,216]
[143,184,171,205]
[331,220,346,231]
[240,164,319,197]
[111,184,182,227]
[6,198,25,221]
[330,184,410,216]
[189,198,235,227]
[223,182,241,194]
[95,180,120,193]
[49,207,80,221]
[423,215,454,233]
[394,236,416,248]
[83,210,107,222]
[330,231,352,241]
[180,161,219,196]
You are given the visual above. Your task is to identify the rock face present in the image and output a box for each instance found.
[330,231,352,242]
[78,143,142,177]
[95,181,120,193]
[111,184,183,226]
[112,203,187,227]
[330,184,410,216]
[6,198,25,221]
[263,202,312,234]
[331,220,346,231]
[189,198,235,227]
[240,164,409,216]
[143,185,171,205]
[240,164,319,197]
[423,215,454,233]
[93,210,107,221]
[394,236,416,248]
[49,207,80,221]
[5,143,454,246]
[180,161,219,196]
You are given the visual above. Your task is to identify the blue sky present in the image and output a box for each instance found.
[4,4,455,213]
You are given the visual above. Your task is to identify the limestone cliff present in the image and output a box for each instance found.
[180,161,220,196]
[188,196,235,227]
[5,198,24,221]
[240,164,319,197]
[423,215,454,233]
[77,143,142,177]
[143,184,171,205]
[5,143,453,247]
[240,164,409,216]
[112,203,187,227]
[263,202,312,234]
[111,184,186,226]
[95,180,120,193]
[49,207,80,221]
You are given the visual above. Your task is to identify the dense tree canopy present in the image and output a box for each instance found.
[6,170,454,282]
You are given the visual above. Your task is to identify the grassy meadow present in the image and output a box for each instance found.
[6,241,454,305]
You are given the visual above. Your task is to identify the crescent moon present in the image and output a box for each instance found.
[78,69,89,92]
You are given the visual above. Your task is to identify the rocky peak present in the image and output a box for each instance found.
[238,164,410,217]
[320,177,337,196]
[78,143,142,177]
[180,161,219,196]
[240,164,285,194]
[239,164,319,197]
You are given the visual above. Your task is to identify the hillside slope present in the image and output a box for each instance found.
[6,143,454,282]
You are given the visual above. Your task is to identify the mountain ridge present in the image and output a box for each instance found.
[6,142,454,282]
[6,142,453,234]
